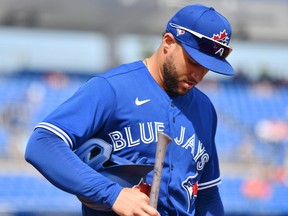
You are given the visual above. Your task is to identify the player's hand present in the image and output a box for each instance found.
[112,187,160,216]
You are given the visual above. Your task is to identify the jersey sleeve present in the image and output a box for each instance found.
[25,127,123,209]
[35,76,116,149]
[198,104,221,190]
[195,186,224,216]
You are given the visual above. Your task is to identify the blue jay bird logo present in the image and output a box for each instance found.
[182,174,199,214]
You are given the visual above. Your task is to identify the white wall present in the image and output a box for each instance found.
[0,27,287,79]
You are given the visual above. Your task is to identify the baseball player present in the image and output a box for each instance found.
[25,4,234,216]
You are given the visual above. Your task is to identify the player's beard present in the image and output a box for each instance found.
[162,55,181,97]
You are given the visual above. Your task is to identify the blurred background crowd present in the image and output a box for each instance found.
[0,0,287,215]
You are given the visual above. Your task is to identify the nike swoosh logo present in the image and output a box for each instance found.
[135,97,151,106]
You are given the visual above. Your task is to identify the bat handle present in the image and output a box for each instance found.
[149,132,172,209]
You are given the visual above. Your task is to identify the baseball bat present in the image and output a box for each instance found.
[149,132,172,209]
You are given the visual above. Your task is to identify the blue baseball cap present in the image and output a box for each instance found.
[166,4,235,76]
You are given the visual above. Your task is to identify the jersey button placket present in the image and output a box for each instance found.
[171,102,176,123]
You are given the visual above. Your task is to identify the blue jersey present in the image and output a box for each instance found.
[36,60,221,215]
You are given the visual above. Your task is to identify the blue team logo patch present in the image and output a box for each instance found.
[182,174,199,214]
[176,29,185,36]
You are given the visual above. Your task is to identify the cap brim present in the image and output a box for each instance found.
[99,164,154,187]
[182,44,234,76]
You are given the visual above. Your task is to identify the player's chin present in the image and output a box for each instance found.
[176,87,192,96]
[167,84,193,97]
[177,84,194,95]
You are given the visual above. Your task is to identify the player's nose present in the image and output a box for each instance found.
[190,67,208,83]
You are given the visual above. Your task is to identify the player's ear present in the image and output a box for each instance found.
[162,33,177,51]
